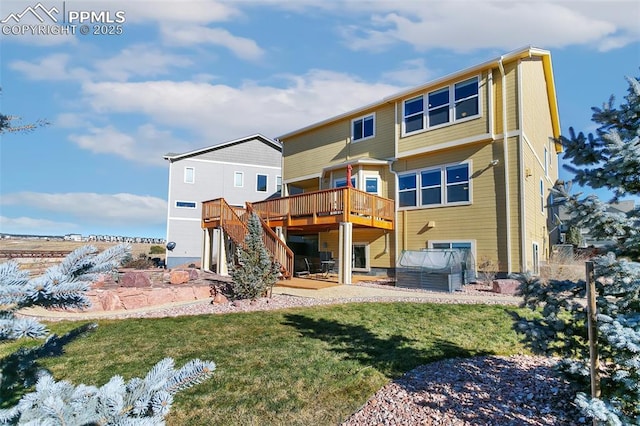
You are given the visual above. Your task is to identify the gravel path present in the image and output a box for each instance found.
[21,282,583,424]
[341,355,582,425]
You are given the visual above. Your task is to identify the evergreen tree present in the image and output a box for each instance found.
[0,245,216,424]
[566,225,584,247]
[517,75,640,425]
[230,212,280,300]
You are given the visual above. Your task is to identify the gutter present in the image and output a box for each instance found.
[498,57,513,274]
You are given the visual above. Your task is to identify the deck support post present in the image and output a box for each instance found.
[202,228,213,271]
[214,228,229,276]
[338,222,353,285]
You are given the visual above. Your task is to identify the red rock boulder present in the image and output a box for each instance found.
[170,270,190,285]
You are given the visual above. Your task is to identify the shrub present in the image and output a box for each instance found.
[230,213,279,300]
[149,245,165,254]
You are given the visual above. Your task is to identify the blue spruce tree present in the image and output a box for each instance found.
[230,212,280,300]
[517,75,640,425]
[0,245,216,425]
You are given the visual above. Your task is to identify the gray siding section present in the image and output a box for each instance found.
[197,139,281,166]
[166,137,281,265]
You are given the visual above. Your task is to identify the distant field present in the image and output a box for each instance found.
[0,239,165,267]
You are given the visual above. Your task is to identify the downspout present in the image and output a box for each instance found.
[498,57,513,274]
[165,159,173,267]
[389,100,400,270]
[517,60,527,273]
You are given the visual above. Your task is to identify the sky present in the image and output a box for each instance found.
[0,0,639,239]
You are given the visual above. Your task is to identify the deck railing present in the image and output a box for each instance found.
[249,187,394,229]
[201,198,294,278]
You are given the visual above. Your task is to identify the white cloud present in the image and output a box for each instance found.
[9,54,91,81]
[1,192,167,225]
[334,1,639,52]
[0,216,80,235]
[68,124,193,166]
[79,71,402,143]
[12,46,193,83]
[117,0,241,24]
[93,45,193,81]
[161,25,265,60]
[382,58,434,86]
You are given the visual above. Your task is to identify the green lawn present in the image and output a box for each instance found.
[1,302,529,425]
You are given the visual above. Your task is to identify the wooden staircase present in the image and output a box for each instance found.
[201,198,294,279]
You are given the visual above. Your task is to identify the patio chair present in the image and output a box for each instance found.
[296,258,320,278]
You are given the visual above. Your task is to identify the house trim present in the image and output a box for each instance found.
[167,216,201,222]
[397,132,492,159]
[163,133,281,161]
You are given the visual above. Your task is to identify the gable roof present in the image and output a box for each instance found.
[277,46,560,140]
[163,133,281,162]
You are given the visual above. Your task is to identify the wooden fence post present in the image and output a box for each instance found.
[585,260,601,413]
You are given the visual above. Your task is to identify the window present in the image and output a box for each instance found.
[276,176,282,193]
[430,241,473,251]
[234,172,244,187]
[257,174,268,192]
[184,167,194,184]
[420,169,441,205]
[334,177,356,188]
[428,88,449,126]
[365,177,379,195]
[176,201,196,209]
[540,179,545,213]
[398,173,417,207]
[399,163,470,208]
[454,78,479,119]
[544,147,549,176]
[352,243,369,271]
[404,96,424,133]
[446,164,470,203]
[403,76,479,134]
[352,114,375,141]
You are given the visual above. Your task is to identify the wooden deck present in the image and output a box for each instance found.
[217,187,395,232]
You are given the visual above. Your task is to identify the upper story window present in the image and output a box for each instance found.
[540,179,545,213]
[184,167,194,184]
[403,76,479,135]
[544,147,549,176]
[276,176,282,193]
[399,163,471,208]
[257,174,268,192]
[352,114,375,141]
[454,78,479,119]
[234,171,244,187]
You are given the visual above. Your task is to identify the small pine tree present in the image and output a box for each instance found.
[517,75,640,425]
[230,213,280,300]
[0,245,216,424]
[566,225,583,247]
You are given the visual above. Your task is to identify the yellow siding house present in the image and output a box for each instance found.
[202,46,562,283]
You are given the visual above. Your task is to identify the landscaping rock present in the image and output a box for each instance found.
[212,293,229,304]
[170,270,190,285]
[120,271,152,288]
[98,292,122,311]
[188,268,199,280]
[492,279,520,295]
